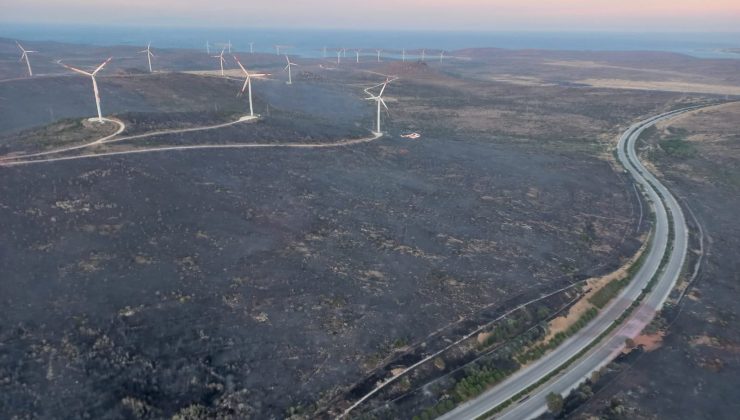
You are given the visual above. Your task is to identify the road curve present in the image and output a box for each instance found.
[438,107,696,420]
[0,117,127,162]
[0,115,258,163]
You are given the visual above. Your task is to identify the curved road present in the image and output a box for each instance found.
[439,107,695,420]
[0,115,258,163]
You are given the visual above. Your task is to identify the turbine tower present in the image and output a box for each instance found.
[421,49,426,62]
[402,48,406,62]
[249,42,254,54]
[206,40,210,55]
[212,48,226,76]
[139,42,155,73]
[233,55,269,117]
[227,40,232,53]
[284,55,297,85]
[355,49,361,63]
[16,42,37,77]
[376,49,382,62]
[58,57,112,123]
[439,50,445,63]
[336,50,342,64]
[364,78,396,135]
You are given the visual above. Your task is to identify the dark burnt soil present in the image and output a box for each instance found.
[568,104,740,420]
[110,112,368,149]
[0,44,681,419]
[0,123,638,419]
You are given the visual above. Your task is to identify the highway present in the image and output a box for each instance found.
[438,108,694,420]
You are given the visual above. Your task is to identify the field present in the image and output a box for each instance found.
[0,37,737,418]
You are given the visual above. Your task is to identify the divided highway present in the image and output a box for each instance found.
[439,108,695,420]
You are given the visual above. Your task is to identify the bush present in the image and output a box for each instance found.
[546,392,564,414]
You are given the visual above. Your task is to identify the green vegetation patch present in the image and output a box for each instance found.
[659,128,696,159]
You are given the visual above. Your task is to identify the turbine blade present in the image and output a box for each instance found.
[379,82,388,97]
[233,56,248,74]
[92,57,112,75]
[59,62,92,76]
[241,77,250,93]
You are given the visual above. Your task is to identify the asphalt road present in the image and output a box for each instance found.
[438,108,695,420]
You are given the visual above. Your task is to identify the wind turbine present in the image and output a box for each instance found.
[439,50,445,63]
[212,48,226,76]
[206,40,210,55]
[364,77,396,135]
[58,57,112,123]
[227,40,232,53]
[421,49,426,62]
[323,46,327,58]
[16,42,37,77]
[355,49,361,63]
[249,42,254,54]
[284,55,297,85]
[336,50,342,64]
[402,48,406,62]
[139,41,155,73]
[275,45,281,55]
[376,49,382,62]
[233,55,269,118]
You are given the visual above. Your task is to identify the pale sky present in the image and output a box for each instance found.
[3,0,740,31]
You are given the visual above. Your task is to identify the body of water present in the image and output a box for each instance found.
[2,24,740,59]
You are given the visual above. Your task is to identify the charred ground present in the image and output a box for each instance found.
[0,39,735,418]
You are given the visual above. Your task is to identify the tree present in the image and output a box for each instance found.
[546,392,564,414]
[625,338,637,349]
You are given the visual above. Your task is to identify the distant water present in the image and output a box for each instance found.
[2,24,740,59]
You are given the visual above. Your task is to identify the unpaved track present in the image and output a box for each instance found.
[0,131,383,167]
[0,117,126,161]
[0,115,258,163]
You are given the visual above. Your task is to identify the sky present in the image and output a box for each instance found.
[2,0,740,32]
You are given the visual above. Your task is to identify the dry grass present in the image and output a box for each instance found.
[542,236,649,343]
[577,78,740,95]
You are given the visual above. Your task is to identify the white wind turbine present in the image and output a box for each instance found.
[439,50,445,62]
[402,48,406,62]
[233,55,269,118]
[58,57,112,123]
[227,40,232,53]
[421,49,426,62]
[249,42,254,54]
[139,42,155,73]
[16,42,37,77]
[364,77,396,135]
[206,40,211,55]
[376,49,382,62]
[284,55,297,85]
[336,49,342,64]
[355,49,361,63]
[212,48,226,76]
